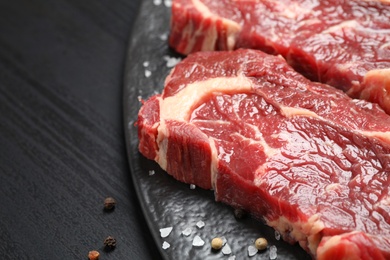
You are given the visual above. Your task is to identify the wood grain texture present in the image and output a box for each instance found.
[0,0,161,259]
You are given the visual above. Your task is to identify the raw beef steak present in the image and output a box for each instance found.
[169,0,390,113]
[137,49,390,259]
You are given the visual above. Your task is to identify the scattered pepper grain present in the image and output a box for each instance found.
[104,236,117,250]
[104,197,116,211]
[211,237,224,250]
[88,250,100,260]
[255,237,268,251]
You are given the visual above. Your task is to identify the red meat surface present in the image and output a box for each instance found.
[169,0,390,113]
[137,49,390,259]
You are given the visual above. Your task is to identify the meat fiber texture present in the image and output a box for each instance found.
[137,49,390,259]
[169,0,390,114]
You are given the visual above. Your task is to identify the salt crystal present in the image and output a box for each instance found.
[247,245,258,257]
[269,245,277,260]
[221,236,227,246]
[143,61,150,67]
[163,55,181,68]
[153,0,162,5]
[228,256,236,260]
[137,95,142,102]
[159,227,173,238]
[275,230,281,240]
[162,241,170,250]
[192,235,205,247]
[148,170,155,176]
[164,0,172,7]
[222,243,232,255]
[196,220,205,229]
[167,58,181,67]
[159,33,168,41]
[145,69,152,78]
[189,184,196,189]
[181,227,192,236]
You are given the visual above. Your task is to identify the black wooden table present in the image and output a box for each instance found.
[0,0,161,259]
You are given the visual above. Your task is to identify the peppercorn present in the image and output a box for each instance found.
[211,237,224,250]
[88,250,100,260]
[255,237,268,251]
[104,197,116,211]
[104,236,117,250]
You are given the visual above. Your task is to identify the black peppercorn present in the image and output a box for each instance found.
[104,197,116,211]
[104,236,117,250]
[88,250,100,260]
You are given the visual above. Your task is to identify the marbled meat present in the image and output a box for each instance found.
[137,49,390,259]
[169,0,390,113]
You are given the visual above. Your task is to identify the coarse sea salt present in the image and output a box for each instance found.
[145,69,152,78]
[222,243,232,255]
[192,235,205,247]
[228,256,236,260]
[221,236,227,246]
[162,241,170,250]
[148,170,155,176]
[159,227,173,238]
[164,0,172,7]
[247,245,258,257]
[181,227,192,237]
[189,184,196,189]
[153,0,162,5]
[159,33,168,41]
[196,220,205,229]
[269,245,277,260]
[163,55,181,68]
[275,230,281,241]
[143,61,150,67]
